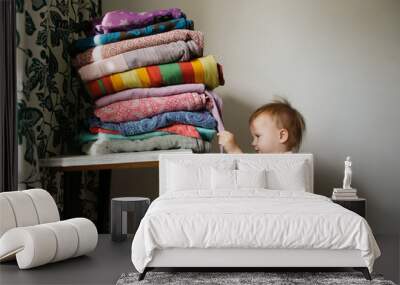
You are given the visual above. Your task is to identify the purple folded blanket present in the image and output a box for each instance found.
[96,8,185,34]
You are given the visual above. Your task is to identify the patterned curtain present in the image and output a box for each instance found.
[16,0,101,221]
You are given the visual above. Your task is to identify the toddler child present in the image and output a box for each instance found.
[218,98,306,153]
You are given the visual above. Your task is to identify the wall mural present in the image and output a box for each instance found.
[16,0,101,221]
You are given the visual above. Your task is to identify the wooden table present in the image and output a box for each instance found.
[39,149,192,233]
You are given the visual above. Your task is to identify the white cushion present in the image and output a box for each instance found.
[0,192,39,227]
[0,218,97,269]
[0,225,57,268]
[0,189,98,269]
[268,161,307,191]
[211,168,236,190]
[238,159,309,191]
[211,169,267,190]
[159,154,313,195]
[24,189,60,224]
[42,221,79,262]
[0,189,60,237]
[65,218,98,257]
[166,159,235,191]
[237,169,267,189]
[0,196,17,237]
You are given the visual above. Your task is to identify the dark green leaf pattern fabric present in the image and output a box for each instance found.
[17,0,101,222]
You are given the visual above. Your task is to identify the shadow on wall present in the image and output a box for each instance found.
[211,90,256,153]
[111,168,159,201]
[313,157,339,197]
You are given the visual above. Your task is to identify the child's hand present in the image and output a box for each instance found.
[217,131,243,153]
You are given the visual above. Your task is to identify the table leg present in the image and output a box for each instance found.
[111,201,126,241]
[98,169,111,233]
[133,200,150,234]
[63,171,82,219]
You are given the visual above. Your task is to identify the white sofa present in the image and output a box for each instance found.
[0,189,98,269]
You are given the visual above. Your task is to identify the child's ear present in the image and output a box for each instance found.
[279,129,289,144]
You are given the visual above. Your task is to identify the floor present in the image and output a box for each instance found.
[0,234,398,285]
[374,234,400,283]
[0,235,134,285]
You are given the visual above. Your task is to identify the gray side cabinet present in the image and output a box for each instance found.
[332,198,366,218]
[111,197,150,241]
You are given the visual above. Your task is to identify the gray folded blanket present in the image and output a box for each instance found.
[82,135,211,155]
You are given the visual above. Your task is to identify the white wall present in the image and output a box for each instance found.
[104,0,400,234]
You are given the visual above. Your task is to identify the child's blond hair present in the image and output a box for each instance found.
[249,98,306,152]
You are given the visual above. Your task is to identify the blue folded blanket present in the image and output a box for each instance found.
[72,18,193,53]
[89,111,217,136]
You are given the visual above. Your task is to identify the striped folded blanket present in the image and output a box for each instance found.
[82,135,212,155]
[73,18,193,53]
[89,111,217,136]
[94,93,212,123]
[86,55,224,97]
[78,40,202,81]
[73,29,203,67]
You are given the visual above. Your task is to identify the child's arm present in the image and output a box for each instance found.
[217,131,243,153]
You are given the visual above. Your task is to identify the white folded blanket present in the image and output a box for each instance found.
[131,190,380,273]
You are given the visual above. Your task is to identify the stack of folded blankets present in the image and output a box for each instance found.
[72,8,225,155]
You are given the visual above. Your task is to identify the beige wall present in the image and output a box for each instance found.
[103,0,400,234]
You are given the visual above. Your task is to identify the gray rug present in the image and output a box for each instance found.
[116,271,396,285]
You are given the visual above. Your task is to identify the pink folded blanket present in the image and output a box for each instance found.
[94,84,205,108]
[78,40,202,82]
[73,29,203,68]
[94,92,212,123]
[90,124,201,139]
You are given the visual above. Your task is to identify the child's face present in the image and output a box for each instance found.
[250,113,289,153]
